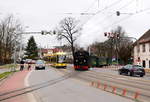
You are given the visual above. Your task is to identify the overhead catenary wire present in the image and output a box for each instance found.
[93,0,135,27]
[95,0,124,14]
[84,0,136,35]
[77,0,125,27]
[102,6,150,31]
[88,0,150,35]
[84,0,98,12]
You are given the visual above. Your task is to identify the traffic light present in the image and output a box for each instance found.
[53,30,56,34]
[117,34,120,38]
[116,11,120,16]
[41,30,46,35]
[104,32,107,36]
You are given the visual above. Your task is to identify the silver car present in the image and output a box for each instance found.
[35,60,45,70]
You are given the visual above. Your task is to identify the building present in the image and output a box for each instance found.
[39,48,62,58]
[134,29,150,68]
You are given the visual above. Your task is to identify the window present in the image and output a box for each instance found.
[142,44,145,52]
[137,45,140,53]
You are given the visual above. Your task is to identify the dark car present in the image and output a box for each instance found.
[118,64,145,77]
[35,60,45,70]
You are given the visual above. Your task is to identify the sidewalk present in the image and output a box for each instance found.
[0,70,30,102]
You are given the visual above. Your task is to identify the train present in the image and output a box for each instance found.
[74,50,109,70]
[74,50,90,70]
[44,52,67,68]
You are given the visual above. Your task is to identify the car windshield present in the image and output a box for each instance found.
[58,55,66,63]
[133,65,143,69]
[36,60,44,64]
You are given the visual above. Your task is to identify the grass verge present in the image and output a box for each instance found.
[0,71,14,80]
[0,64,19,69]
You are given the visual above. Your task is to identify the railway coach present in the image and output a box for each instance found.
[74,50,90,70]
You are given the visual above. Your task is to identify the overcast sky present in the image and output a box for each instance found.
[0,0,150,48]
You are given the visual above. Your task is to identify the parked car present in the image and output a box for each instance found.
[35,60,45,70]
[118,64,145,77]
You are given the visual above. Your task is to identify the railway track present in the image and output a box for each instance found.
[0,70,77,101]
[57,67,150,102]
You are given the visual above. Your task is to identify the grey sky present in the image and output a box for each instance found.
[0,0,150,47]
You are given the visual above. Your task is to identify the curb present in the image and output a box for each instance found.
[0,71,16,86]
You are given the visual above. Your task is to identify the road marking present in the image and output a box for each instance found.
[116,78,126,80]
[24,70,37,102]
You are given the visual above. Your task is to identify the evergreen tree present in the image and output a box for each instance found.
[25,36,38,59]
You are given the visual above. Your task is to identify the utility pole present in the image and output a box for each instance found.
[136,0,139,13]
[19,33,23,60]
[98,0,99,9]
[12,35,17,72]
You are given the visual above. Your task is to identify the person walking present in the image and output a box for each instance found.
[20,59,24,71]
[27,62,32,70]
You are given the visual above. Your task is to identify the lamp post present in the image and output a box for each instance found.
[12,35,17,71]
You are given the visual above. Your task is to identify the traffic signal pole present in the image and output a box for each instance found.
[13,30,52,71]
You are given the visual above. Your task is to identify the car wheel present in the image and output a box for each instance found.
[140,75,143,77]
[119,71,122,75]
[130,72,134,76]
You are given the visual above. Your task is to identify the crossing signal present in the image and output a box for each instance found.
[116,11,120,16]
[104,32,107,36]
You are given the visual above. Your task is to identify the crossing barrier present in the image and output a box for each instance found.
[90,82,142,101]
[122,89,127,96]
[112,86,116,94]
[134,92,139,99]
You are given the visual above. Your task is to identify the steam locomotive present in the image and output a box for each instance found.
[74,50,89,70]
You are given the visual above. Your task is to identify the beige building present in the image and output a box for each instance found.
[134,29,150,68]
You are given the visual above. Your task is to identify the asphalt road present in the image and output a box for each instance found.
[27,66,134,102]
[55,65,150,102]
[92,68,150,80]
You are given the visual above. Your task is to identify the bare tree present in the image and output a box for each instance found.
[0,15,23,64]
[107,26,133,64]
[90,26,133,65]
[55,17,82,60]
[90,42,107,57]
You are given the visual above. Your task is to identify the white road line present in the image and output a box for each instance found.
[24,70,37,102]
[116,78,126,80]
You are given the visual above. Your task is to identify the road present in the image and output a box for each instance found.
[55,65,150,102]
[27,66,134,102]
[92,68,150,80]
